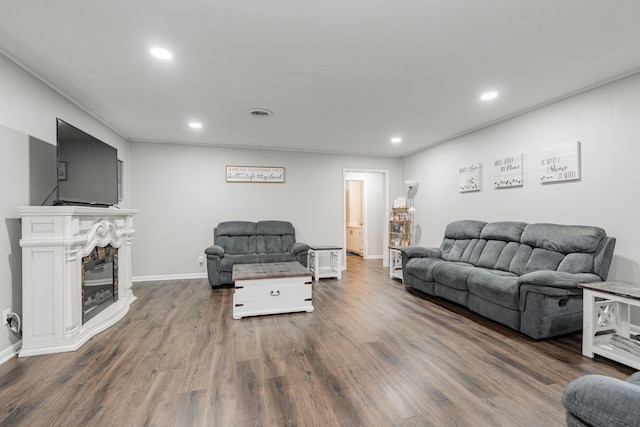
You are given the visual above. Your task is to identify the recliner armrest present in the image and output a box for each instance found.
[205,244,224,258]
[562,374,640,427]
[399,246,442,259]
[289,242,310,255]
[518,271,601,289]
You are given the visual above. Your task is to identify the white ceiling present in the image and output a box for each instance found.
[2,1,640,157]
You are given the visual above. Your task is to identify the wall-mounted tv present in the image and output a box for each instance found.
[56,118,118,207]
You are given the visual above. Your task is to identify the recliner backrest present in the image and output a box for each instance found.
[214,221,257,255]
[256,220,296,254]
[438,220,615,279]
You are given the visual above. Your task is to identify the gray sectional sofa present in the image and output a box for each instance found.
[205,220,309,288]
[401,220,616,339]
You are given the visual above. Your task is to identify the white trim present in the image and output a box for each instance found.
[0,341,22,365]
[133,272,208,283]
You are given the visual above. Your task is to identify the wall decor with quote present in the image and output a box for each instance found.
[226,165,285,183]
[459,163,482,193]
[494,153,523,188]
[539,142,581,183]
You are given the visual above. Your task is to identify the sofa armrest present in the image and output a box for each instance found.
[562,374,640,427]
[399,246,442,259]
[518,271,602,289]
[289,242,310,256]
[205,244,224,258]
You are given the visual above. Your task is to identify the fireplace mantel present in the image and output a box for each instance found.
[18,206,137,357]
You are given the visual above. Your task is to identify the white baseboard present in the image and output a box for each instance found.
[133,272,208,283]
[0,340,22,365]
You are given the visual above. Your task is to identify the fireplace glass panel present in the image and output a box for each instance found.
[83,248,117,323]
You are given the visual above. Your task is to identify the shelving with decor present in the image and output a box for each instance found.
[389,207,411,247]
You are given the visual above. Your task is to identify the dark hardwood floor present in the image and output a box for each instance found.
[0,256,633,426]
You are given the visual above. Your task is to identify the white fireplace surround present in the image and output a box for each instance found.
[18,206,137,357]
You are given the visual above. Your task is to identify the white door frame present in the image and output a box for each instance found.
[343,168,390,267]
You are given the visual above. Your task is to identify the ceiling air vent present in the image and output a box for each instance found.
[249,108,273,118]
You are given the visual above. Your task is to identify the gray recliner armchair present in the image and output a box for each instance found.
[204,220,309,288]
[562,372,640,426]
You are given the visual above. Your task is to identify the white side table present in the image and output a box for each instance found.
[308,245,342,281]
[389,246,404,282]
[581,281,640,370]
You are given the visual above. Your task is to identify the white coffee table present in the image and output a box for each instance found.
[232,262,313,319]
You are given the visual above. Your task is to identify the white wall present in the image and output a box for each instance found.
[129,142,402,280]
[0,53,131,361]
[403,71,640,282]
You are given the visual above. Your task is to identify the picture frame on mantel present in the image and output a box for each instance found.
[226,165,285,183]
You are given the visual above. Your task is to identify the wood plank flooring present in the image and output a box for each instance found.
[0,256,633,426]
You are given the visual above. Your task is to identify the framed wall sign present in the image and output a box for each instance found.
[539,142,581,183]
[494,153,523,188]
[226,165,285,183]
[459,163,482,192]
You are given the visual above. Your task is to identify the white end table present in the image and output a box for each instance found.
[389,246,404,281]
[308,245,342,281]
[580,281,640,370]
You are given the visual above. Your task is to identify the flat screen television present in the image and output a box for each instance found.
[55,118,119,207]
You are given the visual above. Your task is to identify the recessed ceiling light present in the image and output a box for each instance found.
[391,137,402,144]
[481,91,499,101]
[189,122,202,129]
[150,47,173,60]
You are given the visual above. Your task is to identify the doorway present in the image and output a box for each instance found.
[343,169,389,266]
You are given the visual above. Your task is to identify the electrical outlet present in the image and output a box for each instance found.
[198,255,204,266]
[2,309,10,326]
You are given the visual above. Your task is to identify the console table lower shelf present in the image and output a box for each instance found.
[232,262,313,319]
[581,281,640,370]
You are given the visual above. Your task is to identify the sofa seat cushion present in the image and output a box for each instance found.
[432,262,475,291]
[404,258,447,282]
[219,254,260,272]
[467,270,519,310]
[258,253,297,264]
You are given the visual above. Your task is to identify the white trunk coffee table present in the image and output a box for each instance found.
[232,262,313,319]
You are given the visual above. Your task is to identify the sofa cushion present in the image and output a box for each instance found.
[521,223,606,253]
[476,240,507,269]
[480,221,527,242]
[443,238,478,262]
[508,244,533,275]
[257,221,296,253]
[444,220,487,239]
[258,253,297,263]
[217,235,258,255]
[467,270,519,310]
[523,248,565,274]
[219,254,260,272]
[432,262,475,291]
[215,221,258,255]
[558,253,594,274]
[405,258,447,282]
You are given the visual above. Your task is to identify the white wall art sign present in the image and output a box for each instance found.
[539,142,581,183]
[226,165,285,183]
[494,153,523,188]
[459,163,482,192]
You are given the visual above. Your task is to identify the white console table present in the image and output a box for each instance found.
[581,281,640,370]
[18,206,137,357]
[307,245,342,281]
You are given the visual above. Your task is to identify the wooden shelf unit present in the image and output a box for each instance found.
[389,207,411,247]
